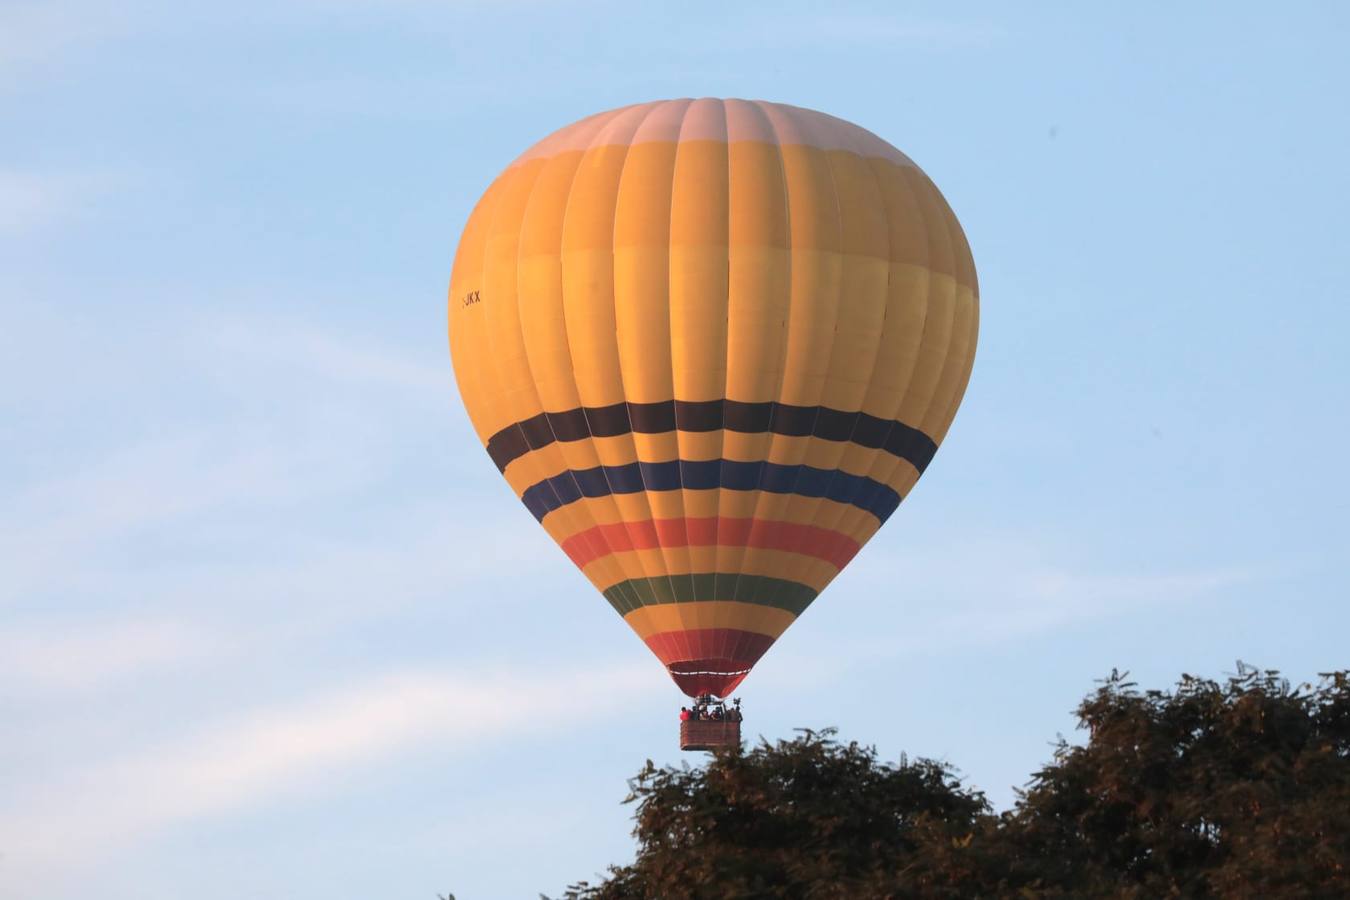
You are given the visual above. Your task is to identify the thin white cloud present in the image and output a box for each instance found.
[1,662,657,876]
[0,425,381,604]
[0,170,123,233]
[0,299,621,899]
[908,565,1253,648]
[205,318,451,394]
[0,618,222,693]
[0,310,466,594]
[13,430,346,536]
[815,16,1005,48]
[36,504,565,665]
[0,308,557,691]
[715,14,1006,52]
[0,3,136,79]
[753,538,1265,689]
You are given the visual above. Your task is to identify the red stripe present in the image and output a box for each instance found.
[644,627,777,698]
[561,517,860,570]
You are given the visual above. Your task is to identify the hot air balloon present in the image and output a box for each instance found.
[448,99,977,748]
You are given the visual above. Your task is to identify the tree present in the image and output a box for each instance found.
[1009,665,1350,897]
[555,667,1350,899]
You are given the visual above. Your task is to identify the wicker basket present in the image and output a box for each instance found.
[680,718,742,751]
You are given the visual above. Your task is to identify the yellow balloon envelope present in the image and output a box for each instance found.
[449,99,977,697]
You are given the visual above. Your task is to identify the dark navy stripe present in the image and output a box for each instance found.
[520,459,902,524]
[484,400,937,475]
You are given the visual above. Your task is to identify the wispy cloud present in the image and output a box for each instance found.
[714,14,1006,52]
[0,309,561,707]
[205,317,451,394]
[0,170,125,233]
[903,564,1254,650]
[1,312,471,603]
[0,301,616,898]
[0,618,222,693]
[0,425,380,604]
[0,3,138,79]
[754,536,1265,690]
[1,662,656,875]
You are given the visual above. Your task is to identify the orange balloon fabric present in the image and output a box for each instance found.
[449,99,978,697]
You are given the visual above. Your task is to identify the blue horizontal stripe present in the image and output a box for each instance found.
[520,459,902,524]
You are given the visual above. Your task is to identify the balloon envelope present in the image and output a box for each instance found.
[449,99,978,697]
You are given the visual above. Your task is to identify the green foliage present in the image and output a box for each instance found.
[555,667,1350,899]
[1010,665,1350,897]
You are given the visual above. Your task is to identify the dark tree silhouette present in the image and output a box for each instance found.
[554,666,1350,899]
[1009,665,1350,897]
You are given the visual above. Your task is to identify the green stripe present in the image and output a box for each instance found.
[602,574,818,616]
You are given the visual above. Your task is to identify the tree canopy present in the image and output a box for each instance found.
[557,666,1350,899]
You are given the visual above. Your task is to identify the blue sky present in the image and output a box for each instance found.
[3,2,1348,897]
